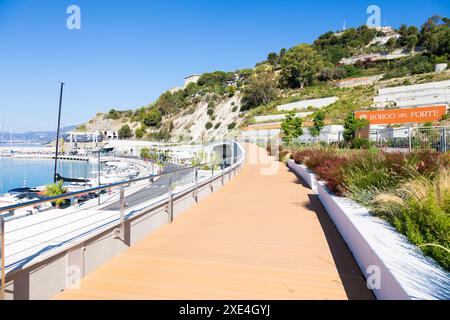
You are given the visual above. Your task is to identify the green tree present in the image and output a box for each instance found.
[140,147,151,159]
[405,34,419,51]
[267,52,280,68]
[280,44,324,89]
[107,109,120,120]
[281,111,303,143]
[197,71,234,89]
[385,37,398,52]
[143,108,162,127]
[226,85,236,97]
[420,16,450,56]
[309,110,325,142]
[135,127,145,139]
[118,124,133,139]
[343,112,369,142]
[140,147,150,159]
[241,72,278,110]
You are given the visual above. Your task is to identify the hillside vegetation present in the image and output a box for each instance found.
[81,16,450,142]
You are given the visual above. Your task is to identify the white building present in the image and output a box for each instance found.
[294,125,344,144]
[240,129,281,142]
[102,130,118,140]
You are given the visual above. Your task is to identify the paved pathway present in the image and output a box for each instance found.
[55,144,373,300]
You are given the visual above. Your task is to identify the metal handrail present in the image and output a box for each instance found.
[0,141,245,299]
[0,155,240,216]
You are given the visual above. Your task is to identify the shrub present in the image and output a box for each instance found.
[227,122,236,130]
[351,138,372,149]
[293,149,315,165]
[374,171,450,271]
[207,108,214,116]
[118,124,133,139]
[303,148,337,171]
[143,108,162,127]
[343,155,405,202]
[214,122,221,129]
[279,150,291,163]
[135,127,145,139]
[140,147,151,159]
[232,106,239,112]
[406,149,443,177]
[106,108,120,120]
[315,155,350,194]
[205,122,213,130]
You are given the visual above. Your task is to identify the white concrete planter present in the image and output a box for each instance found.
[287,160,318,192]
[317,181,450,300]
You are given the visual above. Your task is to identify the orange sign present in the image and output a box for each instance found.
[355,105,447,125]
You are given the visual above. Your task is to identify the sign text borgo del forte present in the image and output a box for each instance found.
[355,105,448,125]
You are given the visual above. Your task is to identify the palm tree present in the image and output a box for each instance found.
[45,181,68,207]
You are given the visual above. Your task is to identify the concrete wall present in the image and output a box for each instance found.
[287,160,317,192]
[293,125,344,144]
[254,112,314,123]
[276,97,338,112]
[241,129,281,141]
[378,80,450,95]
[374,80,450,108]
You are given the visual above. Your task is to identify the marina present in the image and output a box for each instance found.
[0,153,155,219]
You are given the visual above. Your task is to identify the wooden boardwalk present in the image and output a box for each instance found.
[55,144,373,300]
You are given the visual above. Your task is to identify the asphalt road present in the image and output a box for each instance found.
[102,163,195,211]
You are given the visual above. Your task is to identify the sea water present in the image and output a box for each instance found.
[0,158,97,194]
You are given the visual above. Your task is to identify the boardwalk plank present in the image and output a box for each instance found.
[55,144,374,300]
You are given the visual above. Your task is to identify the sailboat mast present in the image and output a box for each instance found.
[53,82,65,183]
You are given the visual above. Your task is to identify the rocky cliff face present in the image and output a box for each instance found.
[169,94,242,142]
[81,93,244,143]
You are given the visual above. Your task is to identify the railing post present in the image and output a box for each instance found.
[408,125,412,152]
[222,160,225,186]
[444,128,448,152]
[194,168,198,202]
[119,187,125,236]
[0,216,5,300]
[168,174,173,223]
[210,159,214,192]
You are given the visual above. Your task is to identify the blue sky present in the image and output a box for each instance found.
[0,0,449,132]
